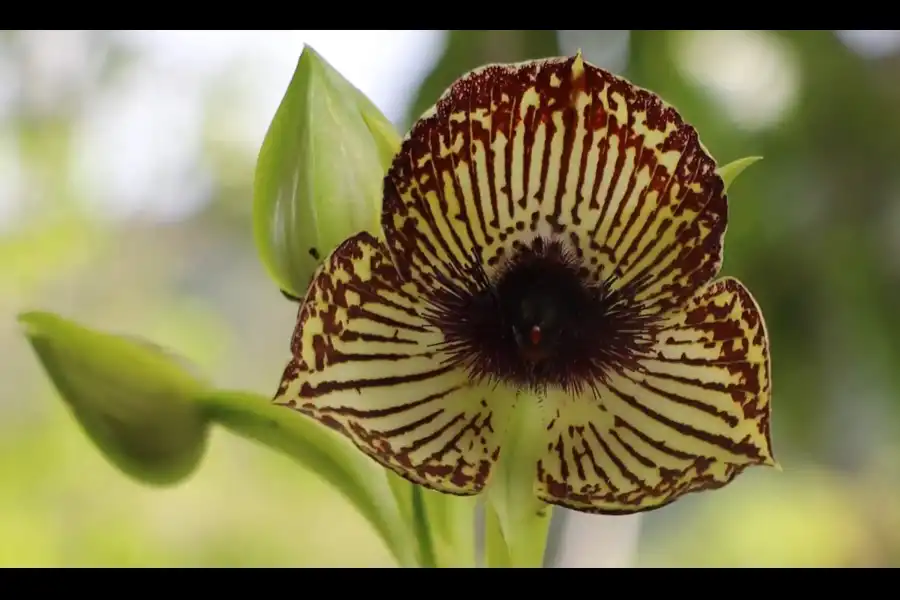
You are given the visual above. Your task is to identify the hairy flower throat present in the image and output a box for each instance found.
[426,237,652,395]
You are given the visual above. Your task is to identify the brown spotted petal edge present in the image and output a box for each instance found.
[274,53,775,515]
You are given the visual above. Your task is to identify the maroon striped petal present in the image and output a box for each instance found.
[274,232,514,494]
[535,277,774,514]
[382,53,725,318]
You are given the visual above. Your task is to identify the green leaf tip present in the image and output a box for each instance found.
[252,44,402,299]
[719,155,763,193]
[18,310,209,487]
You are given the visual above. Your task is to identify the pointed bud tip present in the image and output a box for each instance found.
[18,309,60,336]
[296,43,326,75]
[300,43,322,60]
[252,44,401,299]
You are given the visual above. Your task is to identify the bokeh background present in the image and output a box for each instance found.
[2,30,899,567]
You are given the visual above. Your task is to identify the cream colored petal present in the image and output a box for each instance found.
[534,276,773,514]
[382,53,726,316]
[274,231,513,494]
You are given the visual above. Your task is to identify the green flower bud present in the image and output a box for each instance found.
[19,310,419,567]
[18,311,209,487]
[253,44,402,298]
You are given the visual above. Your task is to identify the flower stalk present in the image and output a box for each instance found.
[483,397,553,567]
[195,389,419,567]
[18,310,420,566]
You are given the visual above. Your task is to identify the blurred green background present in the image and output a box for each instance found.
[3,30,899,567]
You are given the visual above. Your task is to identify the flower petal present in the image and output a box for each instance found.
[382,53,724,314]
[274,231,513,494]
[534,276,773,514]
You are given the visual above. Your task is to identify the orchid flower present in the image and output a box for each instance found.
[19,46,776,569]
[273,51,776,519]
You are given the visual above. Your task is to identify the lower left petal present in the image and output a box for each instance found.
[274,231,512,495]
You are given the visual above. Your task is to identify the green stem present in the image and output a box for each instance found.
[507,500,553,567]
[195,389,418,568]
[483,501,511,567]
[411,486,438,568]
[483,396,553,568]
[385,470,415,531]
[17,311,421,566]
[422,491,478,567]
[484,496,552,568]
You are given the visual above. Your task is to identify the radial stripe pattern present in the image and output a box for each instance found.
[384,54,725,317]
[274,53,775,514]
[274,232,513,494]
[535,277,773,513]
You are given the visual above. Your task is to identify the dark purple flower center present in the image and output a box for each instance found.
[426,236,652,395]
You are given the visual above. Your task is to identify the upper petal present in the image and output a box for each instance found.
[382,53,725,314]
[534,276,773,514]
[274,231,513,494]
